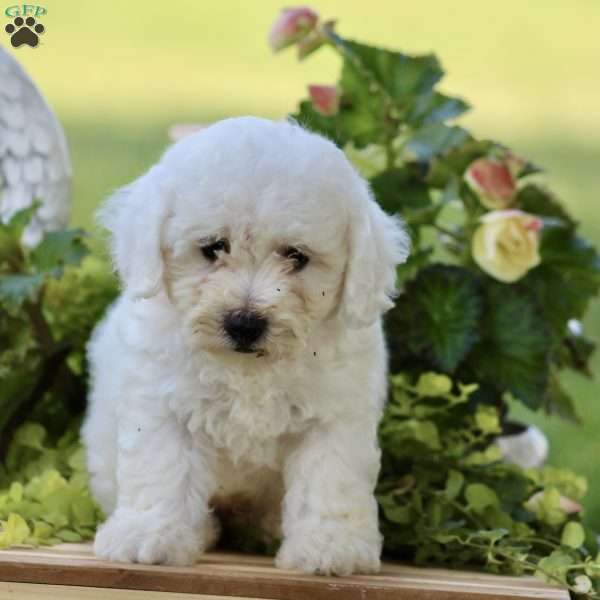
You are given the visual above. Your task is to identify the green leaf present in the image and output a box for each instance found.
[55,529,83,542]
[543,373,580,423]
[465,483,500,514]
[338,56,387,147]
[536,466,588,501]
[394,247,433,288]
[526,487,568,526]
[13,423,46,451]
[342,40,444,104]
[473,528,509,543]
[408,92,470,126]
[415,372,453,397]
[0,513,30,546]
[344,142,387,178]
[474,406,501,434]
[445,470,465,500]
[388,265,483,372]
[370,168,432,216]
[555,326,595,378]
[0,227,19,266]
[561,521,585,549]
[465,282,551,410]
[526,228,600,338]
[4,204,40,238]
[382,419,442,452]
[379,500,412,524]
[72,497,96,527]
[406,123,470,162]
[517,185,575,227]
[8,482,23,502]
[30,229,89,277]
[0,273,45,309]
[67,447,87,472]
[298,40,451,148]
[535,550,574,583]
[32,520,53,540]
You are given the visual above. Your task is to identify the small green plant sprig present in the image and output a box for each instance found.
[379,373,600,597]
[269,7,600,420]
[0,422,103,547]
[0,206,118,458]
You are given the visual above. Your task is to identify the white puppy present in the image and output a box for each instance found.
[82,117,409,575]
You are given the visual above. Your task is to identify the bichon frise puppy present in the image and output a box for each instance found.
[82,117,409,575]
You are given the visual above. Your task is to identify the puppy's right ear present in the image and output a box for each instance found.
[98,165,171,299]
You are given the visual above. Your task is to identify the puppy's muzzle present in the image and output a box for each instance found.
[223,310,268,352]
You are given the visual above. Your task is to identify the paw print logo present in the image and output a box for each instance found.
[5,16,45,48]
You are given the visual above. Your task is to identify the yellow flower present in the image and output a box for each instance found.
[472,210,542,282]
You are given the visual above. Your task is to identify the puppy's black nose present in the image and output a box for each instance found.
[223,311,268,350]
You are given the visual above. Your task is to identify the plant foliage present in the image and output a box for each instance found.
[378,374,599,597]
[0,422,102,547]
[285,17,600,421]
[0,208,118,456]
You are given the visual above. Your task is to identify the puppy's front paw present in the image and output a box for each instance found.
[94,508,205,566]
[276,520,381,576]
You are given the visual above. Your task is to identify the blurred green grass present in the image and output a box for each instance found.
[5,0,600,526]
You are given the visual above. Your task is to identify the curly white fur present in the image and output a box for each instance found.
[82,117,410,575]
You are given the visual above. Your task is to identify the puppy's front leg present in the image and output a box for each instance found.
[94,411,216,566]
[277,419,383,575]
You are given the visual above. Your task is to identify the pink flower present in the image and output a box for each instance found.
[268,7,319,52]
[464,157,517,210]
[308,85,340,116]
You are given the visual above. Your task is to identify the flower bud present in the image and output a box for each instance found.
[308,84,340,116]
[297,29,326,59]
[268,7,319,52]
[464,157,517,210]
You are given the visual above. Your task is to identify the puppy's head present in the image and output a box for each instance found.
[100,117,409,360]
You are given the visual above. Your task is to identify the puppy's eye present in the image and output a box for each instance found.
[282,246,309,272]
[201,239,230,262]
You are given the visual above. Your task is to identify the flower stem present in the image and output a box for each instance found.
[431,223,464,242]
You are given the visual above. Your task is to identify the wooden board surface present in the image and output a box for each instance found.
[0,582,259,600]
[0,543,569,600]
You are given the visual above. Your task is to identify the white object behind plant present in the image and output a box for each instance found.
[0,47,71,245]
[497,425,549,469]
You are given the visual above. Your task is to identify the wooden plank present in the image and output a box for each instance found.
[0,543,569,600]
[0,582,265,600]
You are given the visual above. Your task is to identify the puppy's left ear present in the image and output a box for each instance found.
[98,165,172,299]
[342,186,410,328]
